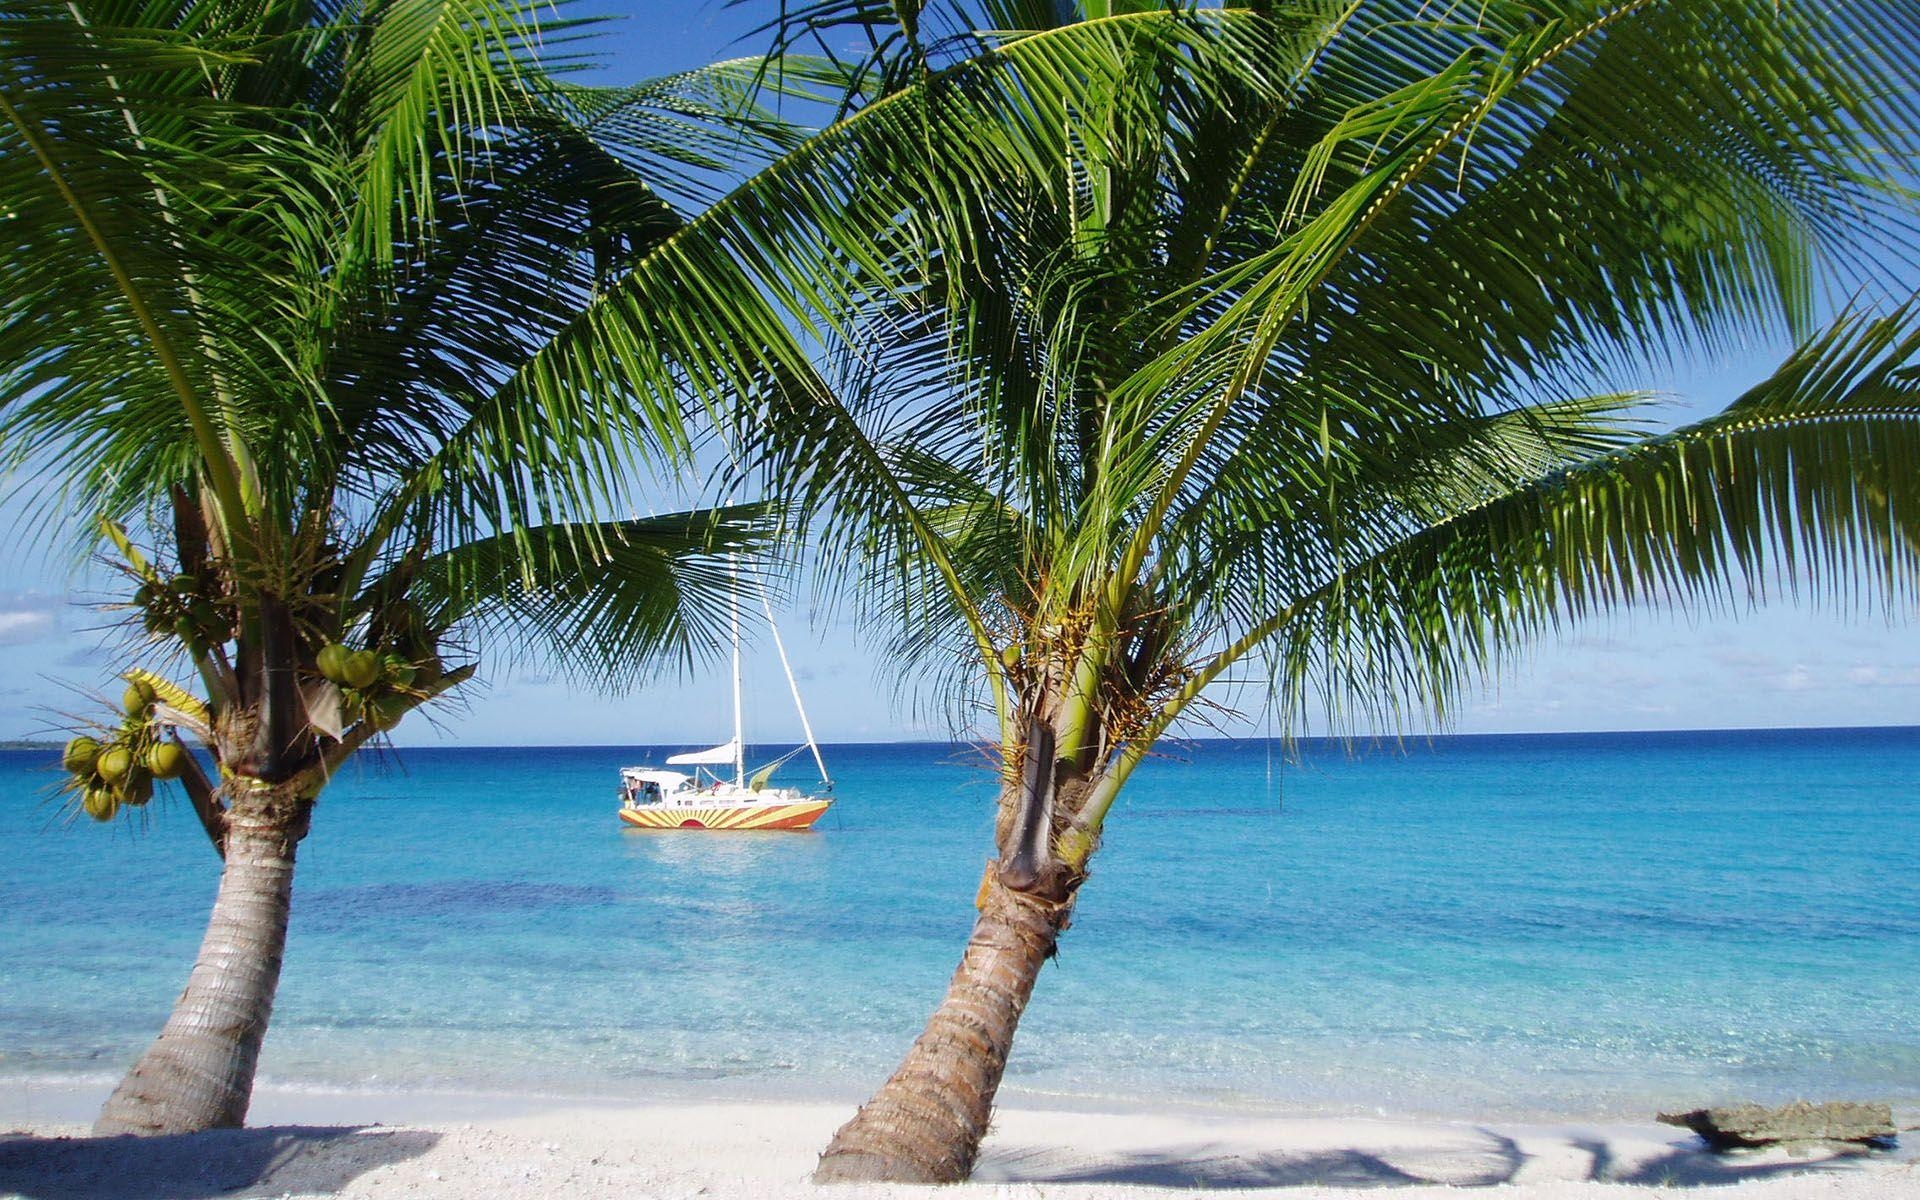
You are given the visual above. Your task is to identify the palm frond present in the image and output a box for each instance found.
[1260,309,1920,733]
[401,506,780,690]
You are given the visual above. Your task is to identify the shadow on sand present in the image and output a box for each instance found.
[0,1125,440,1200]
[976,1128,1882,1190]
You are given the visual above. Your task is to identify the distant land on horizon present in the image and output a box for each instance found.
[371,722,1920,750]
[6,724,1916,754]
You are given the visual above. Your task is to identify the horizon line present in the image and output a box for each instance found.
[8,722,1918,752]
[369,720,1920,750]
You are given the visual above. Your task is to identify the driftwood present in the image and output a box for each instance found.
[1658,1101,1897,1150]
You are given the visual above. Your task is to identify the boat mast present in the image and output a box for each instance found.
[730,555,745,789]
[759,588,832,788]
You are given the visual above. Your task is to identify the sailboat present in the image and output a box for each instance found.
[617,565,834,831]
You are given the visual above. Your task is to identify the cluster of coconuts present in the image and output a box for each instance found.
[62,680,188,822]
[134,573,230,649]
[314,643,415,732]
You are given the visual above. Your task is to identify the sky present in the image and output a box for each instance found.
[1,2,1915,747]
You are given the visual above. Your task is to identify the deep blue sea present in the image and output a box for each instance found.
[3,729,1917,1120]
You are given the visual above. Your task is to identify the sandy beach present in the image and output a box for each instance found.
[2,1082,1915,1199]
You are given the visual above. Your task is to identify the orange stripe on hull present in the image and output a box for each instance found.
[617,799,831,831]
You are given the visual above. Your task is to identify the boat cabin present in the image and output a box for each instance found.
[620,768,694,808]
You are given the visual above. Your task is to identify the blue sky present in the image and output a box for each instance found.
[1,2,1915,746]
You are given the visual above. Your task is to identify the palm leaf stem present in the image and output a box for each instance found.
[59,0,264,518]
[807,387,1017,739]
[1050,618,1109,764]
[0,87,253,543]
[317,663,475,775]
[1108,0,1658,632]
[1171,0,1361,293]
[1071,349,1920,856]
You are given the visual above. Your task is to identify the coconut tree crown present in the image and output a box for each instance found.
[751,0,1920,757]
[1,0,816,1135]
[720,3,1920,1181]
[0,0,818,827]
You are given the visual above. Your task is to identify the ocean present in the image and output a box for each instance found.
[2,728,1917,1120]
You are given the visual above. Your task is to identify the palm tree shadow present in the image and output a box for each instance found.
[981,1146,1443,1188]
[1597,1141,1880,1187]
[978,1132,1530,1190]
[979,1128,1889,1191]
[0,1125,440,1200]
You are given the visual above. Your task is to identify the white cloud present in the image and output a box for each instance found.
[1777,664,1817,692]
[1842,664,1920,688]
[0,608,54,644]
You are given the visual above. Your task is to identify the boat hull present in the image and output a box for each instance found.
[617,798,831,831]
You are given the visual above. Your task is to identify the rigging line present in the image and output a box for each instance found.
[730,555,745,789]
[753,744,809,773]
[757,586,833,789]
[1266,691,1282,813]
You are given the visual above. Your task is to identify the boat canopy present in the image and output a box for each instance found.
[667,739,739,766]
[620,768,691,789]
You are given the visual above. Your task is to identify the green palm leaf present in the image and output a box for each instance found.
[404,506,779,687]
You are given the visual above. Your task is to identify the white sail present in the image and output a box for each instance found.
[666,739,739,766]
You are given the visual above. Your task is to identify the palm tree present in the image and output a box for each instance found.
[0,0,817,1134]
[732,0,1920,1182]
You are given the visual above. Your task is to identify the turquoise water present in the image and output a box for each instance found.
[2,729,1917,1119]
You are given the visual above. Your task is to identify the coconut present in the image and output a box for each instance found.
[189,598,225,642]
[365,693,409,732]
[147,741,189,780]
[382,654,417,687]
[95,745,133,783]
[342,649,381,690]
[82,786,118,822]
[316,643,352,683]
[999,643,1022,670]
[62,736,101,776]
[123,680,155,716]
[119,772,154,807]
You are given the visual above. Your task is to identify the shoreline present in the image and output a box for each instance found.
[15,1069,1915,1130]
[4,1081,1916,1199]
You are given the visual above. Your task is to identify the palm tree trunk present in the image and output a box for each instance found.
[94,781,309,1136]
[813,871,1072,1183]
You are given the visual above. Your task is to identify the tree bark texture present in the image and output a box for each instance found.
[813,869,1072,1182]
[94,782,309,1135]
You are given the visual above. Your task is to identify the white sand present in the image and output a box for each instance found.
[2,1081,1915,1199]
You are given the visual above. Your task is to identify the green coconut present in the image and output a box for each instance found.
[119,772,154,807]
[189,599,226,643]
[999,643,1022,670]
[95,744,133,783]
[342,649,381,690]
[382,654,417,688]
[122,680,155,717]
[316,642,352,683]
[147,741,188,780]
[62,736,101,776]
[365,693,409,732]
[82,786,118,822]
